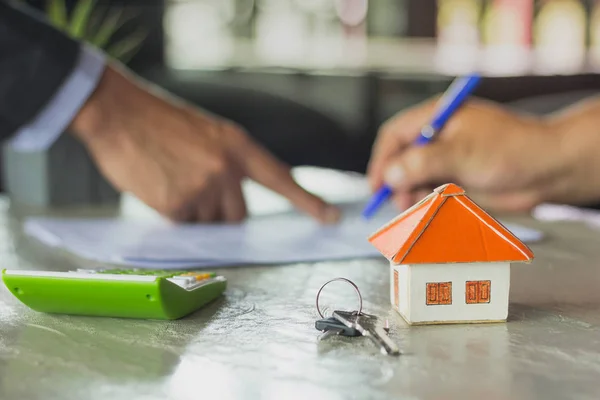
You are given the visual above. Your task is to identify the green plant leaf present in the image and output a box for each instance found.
[89,9,129,49]
[68,0,96,39]
[46,0,68,30]
[36,0,147,58]
[106,28,147,63]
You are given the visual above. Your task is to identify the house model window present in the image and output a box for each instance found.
[466,280,491,304]
[368,183,534,325]
[426,282,452,305]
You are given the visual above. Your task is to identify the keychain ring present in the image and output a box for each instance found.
[315,277,363,319]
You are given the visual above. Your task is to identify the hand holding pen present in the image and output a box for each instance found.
[363,73,482,218]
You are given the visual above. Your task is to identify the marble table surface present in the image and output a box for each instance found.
[1,196,600,400]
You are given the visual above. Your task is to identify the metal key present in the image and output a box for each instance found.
[333,310,400,356]
[315,317,361,341]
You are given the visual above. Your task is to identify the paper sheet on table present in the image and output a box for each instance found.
[24,201,544,269]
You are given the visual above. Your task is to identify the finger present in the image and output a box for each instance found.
[371,98,441,164]
[220,175,247,222]
[233,135,340,224]
[391,188,434,212]
[160,195,197,223]
[382,143,456,193]
[392,192,415,211]
[194,186,221,222]
[166,204,196,223]
[466,189,541,213]
[367,98,440,190]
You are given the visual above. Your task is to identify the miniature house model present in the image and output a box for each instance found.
[368,183,534,325]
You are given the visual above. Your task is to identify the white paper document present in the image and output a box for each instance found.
[24,201,544,269]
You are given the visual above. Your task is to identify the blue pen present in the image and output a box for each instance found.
[362,73,482,219]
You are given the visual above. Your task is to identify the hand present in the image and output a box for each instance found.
[70,63,340,223]
[367,96,595,213]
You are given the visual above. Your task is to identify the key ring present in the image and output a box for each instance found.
[315,277,363,319]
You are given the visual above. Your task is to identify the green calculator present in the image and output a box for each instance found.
[1,268,227,320]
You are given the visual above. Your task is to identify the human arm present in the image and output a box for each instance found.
[366,95,600,212]
[69,62,340,223]
[0,2,338,223]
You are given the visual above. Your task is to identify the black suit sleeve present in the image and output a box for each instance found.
[0,0,82,140]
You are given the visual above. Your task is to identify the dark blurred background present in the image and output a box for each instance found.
[23,0,600,172]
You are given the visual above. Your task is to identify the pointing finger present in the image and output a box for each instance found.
[230,129,340,224]
[220,174,247,222]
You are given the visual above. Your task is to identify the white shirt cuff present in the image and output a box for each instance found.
[9,44,106,152]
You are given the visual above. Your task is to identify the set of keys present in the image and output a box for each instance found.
[314,278,401,356]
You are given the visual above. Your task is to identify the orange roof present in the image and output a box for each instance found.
[368,183,534,265]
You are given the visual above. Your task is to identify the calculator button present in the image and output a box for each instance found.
[180,272,212,281]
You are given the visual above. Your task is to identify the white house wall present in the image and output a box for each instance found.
[408,262,510,324]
